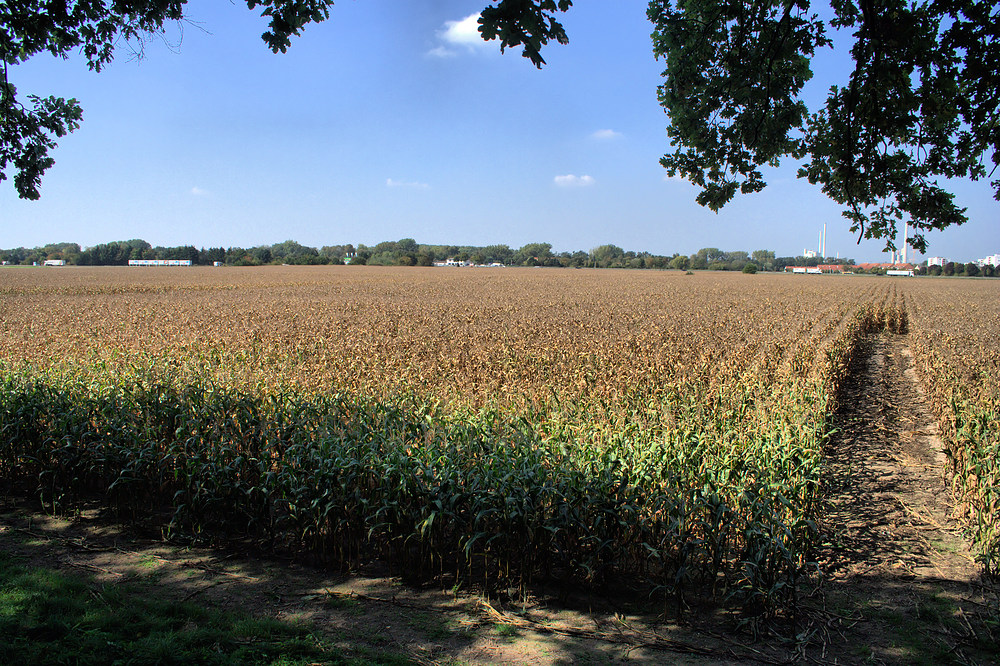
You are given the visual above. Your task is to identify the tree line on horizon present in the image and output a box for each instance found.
[11,237,994,276]
[1,238,850,272]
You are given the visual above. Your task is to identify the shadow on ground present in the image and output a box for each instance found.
[1,500,786,665]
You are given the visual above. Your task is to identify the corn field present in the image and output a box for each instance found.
[905,279,1000,573]
[0,267,996,618]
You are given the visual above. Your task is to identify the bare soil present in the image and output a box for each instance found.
[812,333,998,664]
[1,332,996,664]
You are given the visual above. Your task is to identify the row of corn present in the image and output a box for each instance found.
[0,285,893,621]
[904,280,1000,572]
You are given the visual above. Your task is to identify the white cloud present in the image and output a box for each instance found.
[428,13,492,57]
[426,45,454,59]
[591,129,622,140]
[554,174,595,187]
[190,186,208,196]
[386,178,429,189]
[441,13,484,47]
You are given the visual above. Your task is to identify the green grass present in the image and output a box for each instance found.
[853,591,991,666]
[405,610,469,641]
[492,622,518,638]
[323,593,364,614]
[0,551,346,665]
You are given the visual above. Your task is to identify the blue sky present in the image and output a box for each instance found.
[2,1,996,262]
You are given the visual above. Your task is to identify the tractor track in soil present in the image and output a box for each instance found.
[813,332,998,664]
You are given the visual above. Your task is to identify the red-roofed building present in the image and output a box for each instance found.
[856,263,915,272]
[784,264,849,274]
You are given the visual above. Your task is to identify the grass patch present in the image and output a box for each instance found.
[405,610,456,641]
[493,622,518,638]
[136,554,162,570]
[324,593,364,614]
[0,551,346,665]
[856,592,971,666]
[928,538,962,555]
[347,645,416,666]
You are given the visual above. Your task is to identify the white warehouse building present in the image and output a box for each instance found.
[128,259,193,266]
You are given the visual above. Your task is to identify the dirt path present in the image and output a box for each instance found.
[815,332,997,664]
[2,331,997,664]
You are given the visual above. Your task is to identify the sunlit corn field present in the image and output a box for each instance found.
[906,279,1000,571]
[1,266,996,618]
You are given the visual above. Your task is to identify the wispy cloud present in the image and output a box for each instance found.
[591,129,622,140]
[426,45,454,58]
[386,178,429,189]
[428,13,492,58]
[554,174,595,187]
[190,186,209,196]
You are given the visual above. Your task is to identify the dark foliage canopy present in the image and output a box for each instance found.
[1,0,335,200]
[3,0,996,251]
[648,0,999,251]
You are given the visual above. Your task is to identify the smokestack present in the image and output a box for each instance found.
[823,223,827,259]
[903,223,908,264]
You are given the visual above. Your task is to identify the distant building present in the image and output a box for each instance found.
[927,256,947,267]
[785,265,845,274]
[856,262,915,272]
[803,249,818,258]
[128,259,192,267]
[979,254,1000,267]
